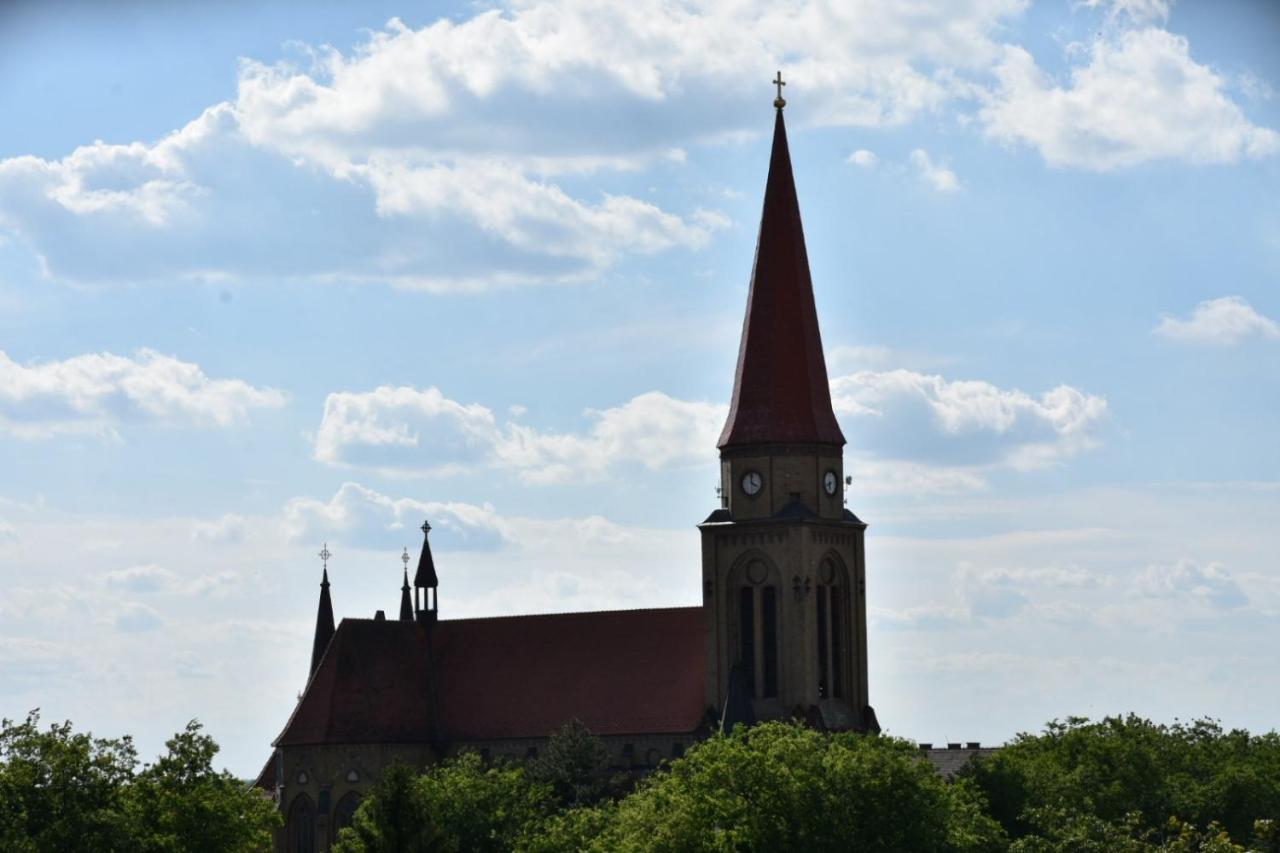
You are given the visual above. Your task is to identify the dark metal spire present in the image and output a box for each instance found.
[309,544,336,679]
[399,547,413,621]
[414,520,438,590]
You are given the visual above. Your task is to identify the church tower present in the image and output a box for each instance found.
[700,80,875,732]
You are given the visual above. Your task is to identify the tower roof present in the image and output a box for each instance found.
[414,520,438,589]
[718,107,845,450]
[309,567,335,679]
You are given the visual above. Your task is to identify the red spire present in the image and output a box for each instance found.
[718,107,845,450]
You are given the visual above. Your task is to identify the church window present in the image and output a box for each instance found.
[733,557,779,700]
[346,769,359,783]
[296,770,308,785]
[815,557,848,699]
[672,741,684,758]
[761,586,778,697]
[334,792,360,833]
[287,793,316,853]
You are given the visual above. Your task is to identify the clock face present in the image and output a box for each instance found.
[824,470,839,496]
[741,470,763,496]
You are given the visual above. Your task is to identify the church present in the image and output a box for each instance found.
[256,86,879,851]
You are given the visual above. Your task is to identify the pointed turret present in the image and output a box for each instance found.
[717,102,845,451]
[399,548,414,622]
[414,520,438,620]
[309,544,335,679]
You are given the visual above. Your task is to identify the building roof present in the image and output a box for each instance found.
[275,606,707,748]
[718,107,845,451]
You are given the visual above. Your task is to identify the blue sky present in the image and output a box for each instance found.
[1,0,1278,776]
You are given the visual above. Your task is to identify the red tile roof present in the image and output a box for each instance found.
[718,108,845,450]
[274,606,706,747]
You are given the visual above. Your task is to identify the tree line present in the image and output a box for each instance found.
[3,712,1279,851]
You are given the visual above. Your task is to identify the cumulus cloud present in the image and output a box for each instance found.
[982,28,1279,170]
[314,386,723,483]
[1137,559,1248,609]
[283,481,510,550]
[847,149,879,168]
[1153,296,1280,345]
[103,564,177,594]
[909,149,962,191]
[316,369,1105,490]
[0,348,286,439]
[0,1,1045,292]
[831,368,1107,472]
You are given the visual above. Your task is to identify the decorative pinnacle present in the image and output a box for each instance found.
[421,519,432,535]
[772,70,786,109]
[401,547,410,570]
[318,542,332,571]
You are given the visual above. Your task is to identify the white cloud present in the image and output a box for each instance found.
[282,482,510,550]
[495,391,724,484]
[103,564,177,594]
[982,28,1280,170]
[1137,559,1248,609]
[113,602,164,632]
[847,149,879,168]
[1153,296,1280,345]
[314,386,500,473]
[909,149,962,191]
[1078,0,1170,25]
[831,368,1107,472]
[0,348,286,439]
[0,1,1040,291]
[314,386,723,483]
[191,514,248,544]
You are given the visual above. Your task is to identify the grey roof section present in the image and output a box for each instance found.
[921,746,1000,779]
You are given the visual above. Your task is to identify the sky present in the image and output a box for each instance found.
[1,0,1278,777]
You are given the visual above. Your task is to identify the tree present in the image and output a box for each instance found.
[571,721,1006,853]
[528,720,619,808]
[0,711,277,852]
[0,710,137,852]
[125,720,279,852]
[333,755,551,853]
[332,763,445,853]
[963,715,1280,848]
[417,752,553,853]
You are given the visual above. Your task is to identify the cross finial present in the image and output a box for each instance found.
[318,542,331,570]
[772,70,786,109]
[421,519,431,535]
[401,547,410,569]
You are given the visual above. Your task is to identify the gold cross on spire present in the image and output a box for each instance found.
[318,542,331,571]
[401,547,410,570]
[773,70,786,109]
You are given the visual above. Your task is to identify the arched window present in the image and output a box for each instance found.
[334,791,361,833]
[287,792,316,853]
[731,556,779,699]
[816,556,849,699]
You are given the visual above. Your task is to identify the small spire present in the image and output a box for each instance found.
[414,520,438,590]
[399,548,413,621]
[772,70,786,109]
[309,545,336,679]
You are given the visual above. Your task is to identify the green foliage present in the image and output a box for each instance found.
[567,721,1006,853]
[0,711,277,853]
[416,753,553,853]
[125,720,279,852]
[527,720,621,808]
[964,715,1280,848]
[332,763,445,853]
[0,710,138,852]
[336,753,551,853]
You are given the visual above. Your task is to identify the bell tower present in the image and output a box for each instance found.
[700,78,875,732]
